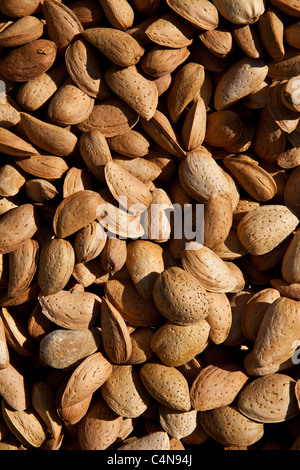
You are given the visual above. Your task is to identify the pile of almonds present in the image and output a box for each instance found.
[1,0,300,452]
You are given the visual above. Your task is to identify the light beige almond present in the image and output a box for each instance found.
[0,363,29,410]
[150,320,210,367]
[152,266,209,325]
[117,431,170,451]
[74,220,107,264]
[25,179,58,202]
[167,62,205,124]
[53,190,104,238]
[101,365,150,418]
[0,15,44,47]
[0,204,39,255]
[181,97,207,151]
[83,27,144,67]
[200,27,233,58]
[190,364,249,411]
[237,205,299,256]
[159,405,198,440]
[205,292,232,344]
[140,362,191,411]
[8,238,39,298]
[237,374,299,423]
[79,129,112,183]
[62,167,94,199]
[105,64,158,121]
[113,156,161,183]
[0,127,38,157]
[20,112,77,157]
[214,57,268,111]
[108,129,150,158]
[181,243,238,293]
[281,75,300,113]
[258,7,285,61]
[204,194,233,248]
[241,288,281,343]
[2,401,47,448]
[104,278,163,327]
[1,305,37,356]
[199,405,264,447]
[126,240,164,300]
[0,163,26,197]
[145,13,194,48]
[48,77,94,126]
[212,0,265,24]
[37,238,75,296]
[16,64,68,112]
[39,289,101,330]
[166,0,219,31]
[146,188,173,243]
[141,45,190,78]
[13,154,69,181]
[266,80,300,134]
[98,0,134,31]
[65,38,111,100]
[43,0,83,51]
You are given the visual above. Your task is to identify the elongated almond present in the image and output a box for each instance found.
[53,190,104,238]
[20,112,77,157]
[0,15,44,47]
[98,0,134,31]
[166,0,219,31]
[212,0,264,24]
[105,64,158,121]
[145,13,194,49]
[8,238,39,298]
[0,39,57,82]
[39,289,101,330]
[0,363,29,410]
[141,46,190,79]
[43,0,83,51]
[0,204,39,255]
[83,27,144,67]
[0,127,38,157]
[181,98,207,151]
[13,154,69,181]
[65,38,111,100]
[258,7,285,61]
[75,221,106,264]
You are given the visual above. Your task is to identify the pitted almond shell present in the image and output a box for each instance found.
[237,205,299,256]
[31,381,62,440]
[166,0,219,31]
[140,361,191,411]
[0,316,9,368]
[214,57,268,111]
[113,156,161,183]
[258,7,285,61]
[159,405,198,440]
[2,401,47,448]
[0,15,44,47]
[105,64,158,121]
[39,289,101,330]
[181,243,238,293]
[20,112,78,157]
[37,238,75,296]
[74,220,107,264]
[60,352,112,408]
[108,129,150,158]
[98,0,134,31]
[13,154,69,181]
[199,405,264,447]
[77,97,139,137]
[83,27,144,67]
[117,431,170,450]
[0,204,39,255]
[205,292,232,344]
[231,24,264,59]
[65,38,111,100]
[145,13,195,48]
[0,39,57,82]
[104,278,163,327]
[152,266,209,325]
[43,0,84,51]
[0,127,38,157]
[0,163,26,198]
[0,362,29,411]
[204,110,243,147]
[101,365,151,418]
[212,0,265,24]
[126,240,164,300]
[8,238,39,298]
[53,190,104,238]
[190,364,248,411]
[282,229,300,284]
[141,45,190,79]
[79,129,112,183]
[62,167,94,199]
[237,374,299,423]
[150,320,210,367]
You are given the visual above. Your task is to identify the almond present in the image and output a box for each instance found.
[232,24,264,59]
[205,292,232,344]
[150,320,210,367]
[0,163,26,197]
[145,13,195,49]
[117,431,170,450]
[108,129,150,158]
[37,238,75,296]
[0,15,44,47]
[79,129,112,181]
[68,0,104,26]
[53,190,104,238]
[126,327,155,365]
[83,27,144,67]
[0,127,38,157]
[43,0,83,51]
[181,97,207,151]
[39,289,101,330]
[25,179,58,202]
[200,26,233,58]
[205,110,243,147]
[0,204,39,255]
[74,220,107,264]
[98,0,134,31]
[13,154,69,181]
[284,166,300,218]
[214,57,268,111]
[62,167,94,198]
[20,112,78,157]
[199,405,264,447]
[8,238,38,298]
[0,39,57,82]
[140,361,191,411]
[258,7,285,61]
[152,266,209,325]
[105,64,158,121]
[282,229,300,284]
[141,45,190,78]
[159,405,198,440]
[166,0,219,31]
[101,365,150,418]
[0,362,29,410]
[212,0,265,24]
[237,205,299,256]
[39,327,102,369]
[190,364,248,411]
[237,374,299,423]
[0,316,9,368]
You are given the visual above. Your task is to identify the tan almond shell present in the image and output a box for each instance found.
[126,327,155,365]
[159,405,198,440]
[60,352,112,408]
[0,362,29,410]
[13,154,69,181]
[117,431,170,450]
[62,167,94,199]
[101,365,151,418]
[199,405,264,447]
[140,361,191,411]
[166,0,219,31]
[31,381,63,440]
[145,13,195,49]
[0,15,44,47]
[0,204,39,255]
[0,315,9,368]
[25,179,59,202]
[8,238,39,298]
[74,220,107,264]
[238,374,299,423]
[141,45,190,78]
[190,364,249,411]
[258,7,285,61]
[98,0,134,31]
[205,292,232,344]
[38,289,101,330]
